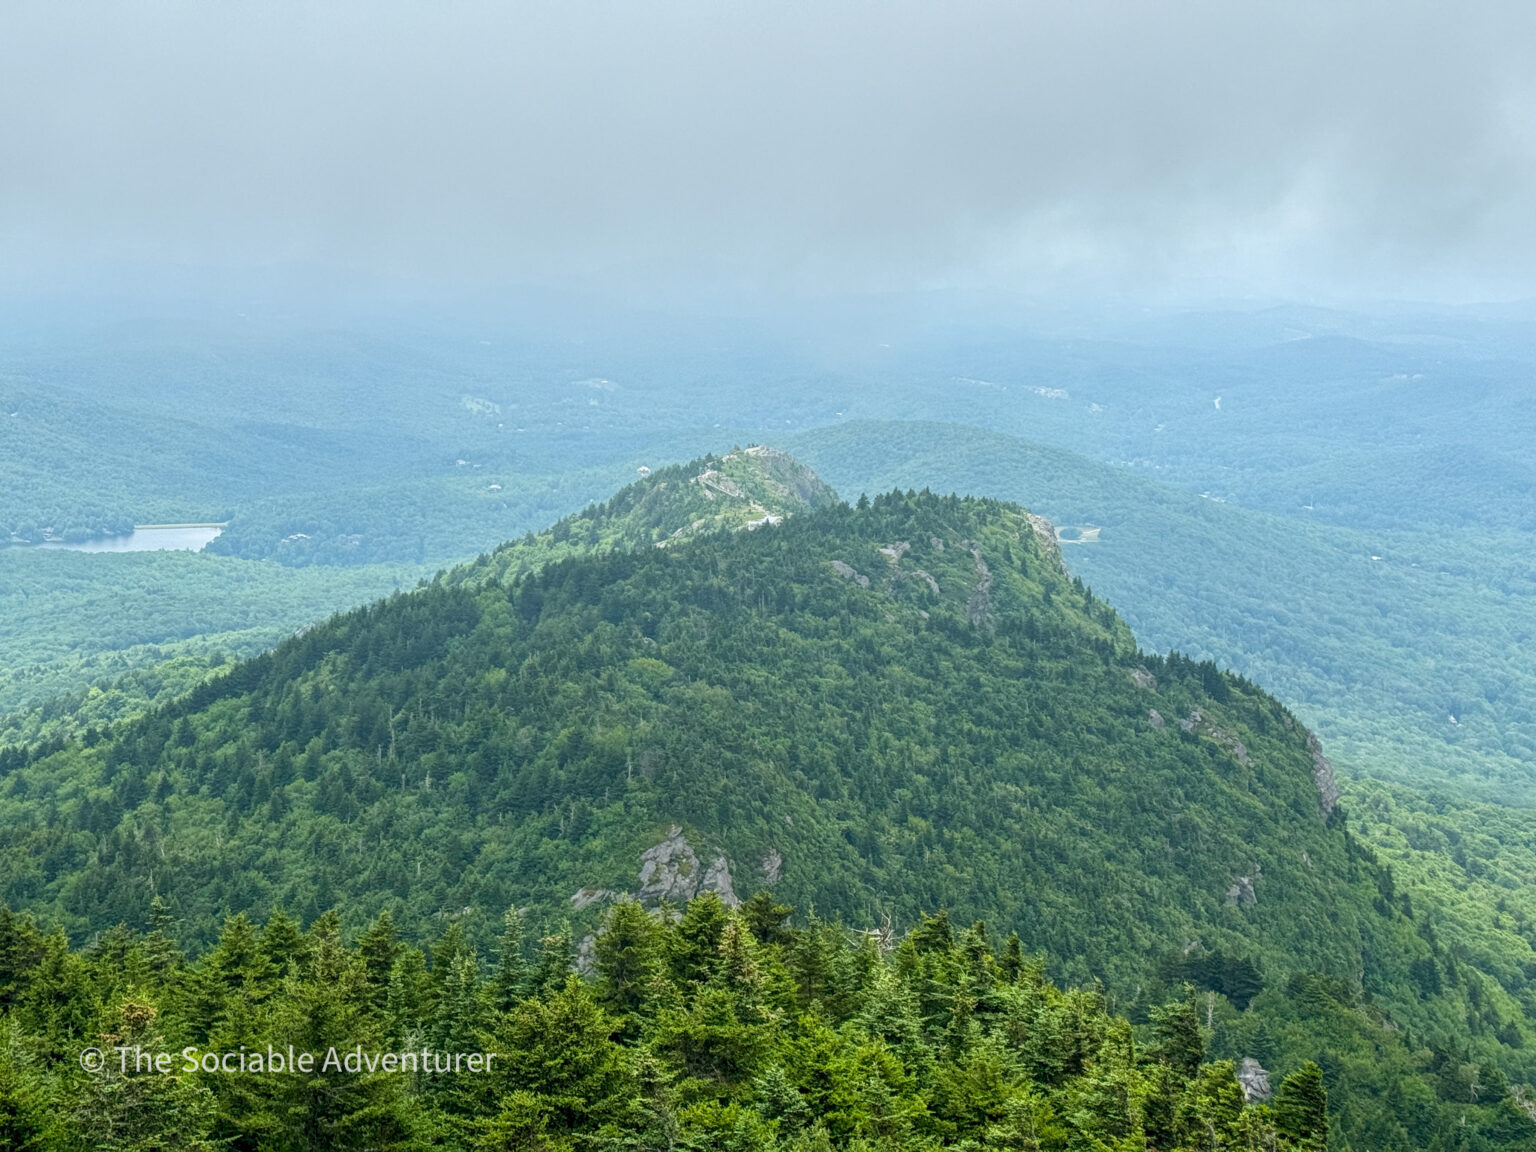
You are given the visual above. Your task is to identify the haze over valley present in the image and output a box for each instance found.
[4,2,1536,1148]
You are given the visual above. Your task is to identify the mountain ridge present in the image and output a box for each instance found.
[3,450,1536,1143]
[0,480,1401,997]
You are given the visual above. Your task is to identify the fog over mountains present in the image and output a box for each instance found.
[3,3,1536,1147]
[5,1,1536,301]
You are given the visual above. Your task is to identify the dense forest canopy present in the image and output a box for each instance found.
[4,461,1536,1145]
[0,892,1386,1151]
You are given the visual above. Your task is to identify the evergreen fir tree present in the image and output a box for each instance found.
[1273,1060,1329,1150]
[530,930,573,996]
[1149,993,1205,1079]
[141,896,183,977]
[68,1000,213,1152]
[258,908,310,980]
[257,918,415,1150]
[385,947,434,1044]
[1000,933,1024,984]
[357,910,403,1008]
[490,906,527,1014]
[741,891,794,947]
[595,899,661,1017]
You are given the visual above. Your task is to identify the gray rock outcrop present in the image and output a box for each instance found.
[1208,725,1253,768]
[637,826,740,907]
[1226,874,1258,906]
[576,933,598,977]
[963,543,994,627]
[1306,731,1340,817]
[699,855,737,905]
[1177,707,1253,767]
[1023,512,1063,564]
[695,469,746,499]
[1237,1058,1271,1102]
[829,560,870,588]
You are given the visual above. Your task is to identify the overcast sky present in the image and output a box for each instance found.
[4,0,1536,305]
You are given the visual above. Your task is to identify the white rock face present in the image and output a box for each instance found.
[1306,731,1340,817]
[1237,1058,1272,1102]
[761,848,783,885]
[636,826,739,907]
[829,560,870,588]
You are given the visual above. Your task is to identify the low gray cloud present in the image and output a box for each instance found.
[3,0,1534,301]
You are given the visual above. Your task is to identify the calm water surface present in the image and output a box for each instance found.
[35,526,224,553]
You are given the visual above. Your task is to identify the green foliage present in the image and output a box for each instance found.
[5,438,1536,1145]
[790,419,1536,798]
[446,445,837,591]
[0,897,1524,1149]
[0,446,827,751]
[0,550,431,738]
[3,485,1533,1138]
[1273,1061,1329,1150]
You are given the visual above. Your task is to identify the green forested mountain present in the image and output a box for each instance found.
[445,445,839,590]
[0,448,831,752]
[4,460,1536,1144]
[789,421,1536,798]
[9,305,1536,818]
[4,484,1340,978]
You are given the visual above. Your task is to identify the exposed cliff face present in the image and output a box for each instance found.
[636,826,739,908]
[1238,1058,1272,1102]
[676,446,840,544]
[1307,731,1341,817]
[1022,511,1063,566]
[730,444,839,508]
[964,542,995,627]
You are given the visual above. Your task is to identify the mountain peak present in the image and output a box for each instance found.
[449,444,837,587]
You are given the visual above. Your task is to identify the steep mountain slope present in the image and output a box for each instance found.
[789,420,1536,797]
[0,485,1429,999]
[6,453,1536,1138]
[0,447,831,752]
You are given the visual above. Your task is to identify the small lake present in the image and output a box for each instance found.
[33,525,225,553]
